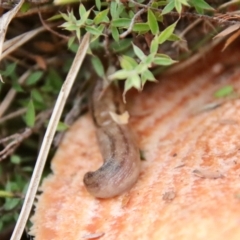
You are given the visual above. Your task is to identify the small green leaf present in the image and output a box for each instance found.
[168,33,181,41]
[77,10,91,26]
[4,198,20,210]
[109,69,130,80]
[79,4,86,17]
[142,69,156,81]
[26,71,44,86]
[85,26,103,36]
[133,23,150,32]
[191,0,214,10]
[91,56,105,77]
[31,89,44,103]
[111,18,131,28]
[153,55,177,66]
[111,26,119,42]
[124,74,141,93]
[110,1,118,19]
[150,35,159,54]
[214,85,234,98]
[94,9,109,24]
[95,0,101,10]
[132,44,146,61]
[10,155,21,164]
[158,21,177,44]
[57,122,69,132]
[120,55,138,70]
[0,62,17,77]
[20,2,30,12]
[148,9,159,34]
[111,39,132,53]
[68,36,75,48]
[175,0,182,13]
[25,99,35,127]
[162,0,175,15]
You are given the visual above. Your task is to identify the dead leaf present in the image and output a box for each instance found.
[213,24,240,39]
[162,191,176,202]
[222,29,240,51]
[109,111,129,125]
[82,232,105,239]
[193,169,224,179]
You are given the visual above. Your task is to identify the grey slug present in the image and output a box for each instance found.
[83,80,140,198]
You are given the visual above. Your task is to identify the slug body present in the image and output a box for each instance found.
[83,80,140,198]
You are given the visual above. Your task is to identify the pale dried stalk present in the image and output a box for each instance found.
[0,0,25,72]
[10,33,90,240]
[1,26,47,60]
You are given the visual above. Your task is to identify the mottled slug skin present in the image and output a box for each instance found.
[83,80,140,198]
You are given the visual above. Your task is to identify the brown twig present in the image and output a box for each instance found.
[0,109,52,161]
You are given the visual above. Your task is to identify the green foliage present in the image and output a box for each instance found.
[214,85,235,98]
[59,0,215,96]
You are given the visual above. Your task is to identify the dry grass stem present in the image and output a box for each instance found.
[10,32,90,240]
[0,0,25,70]
[2,26,47,60]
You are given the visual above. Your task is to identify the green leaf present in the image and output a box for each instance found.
[68,36,75,48]
[79,4,87,17]
[26,71,44,86]
[214,85,234,98]
[111,18,131,28]
[141,69,156,87]
[109,69,130,80]
[120,55,138,70]
[85,26,104,36]
[91,56,105,77]
[132,44,146,61]
[162,0,175,15]
[31,89,44,104]
[4,198,20,210]
[124,74,141,93]
[77,9,91,26]
[94,9,109,24]
[25,99,35,127]
[174,0,182,13]
[133,23,150,33]
[148,9,159,35]
[153,55,177,66]
[168,33,181,41]
[150,35,159,54]
[142,69,156,81]
[111,26,119,42]
[57,122,69,132]
[0,62,17,77]
[158,21,177,44]
[111,39,132,53]
[110,1,118,19]
[95,0,101,10]
[10,155,21,164]
[20,2,30,13]
[191,0,214,10]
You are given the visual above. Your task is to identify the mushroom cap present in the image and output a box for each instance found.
[30,41,240,240]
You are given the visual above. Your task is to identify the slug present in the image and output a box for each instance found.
[83,80,140,198]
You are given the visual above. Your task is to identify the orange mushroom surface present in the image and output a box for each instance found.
[31,41,240,240]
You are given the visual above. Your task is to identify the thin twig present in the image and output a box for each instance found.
[0,108,26,124]
[10,32,90,240]
[0,0,25,62]
[0,109,52,161]
[38,10,69,40]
